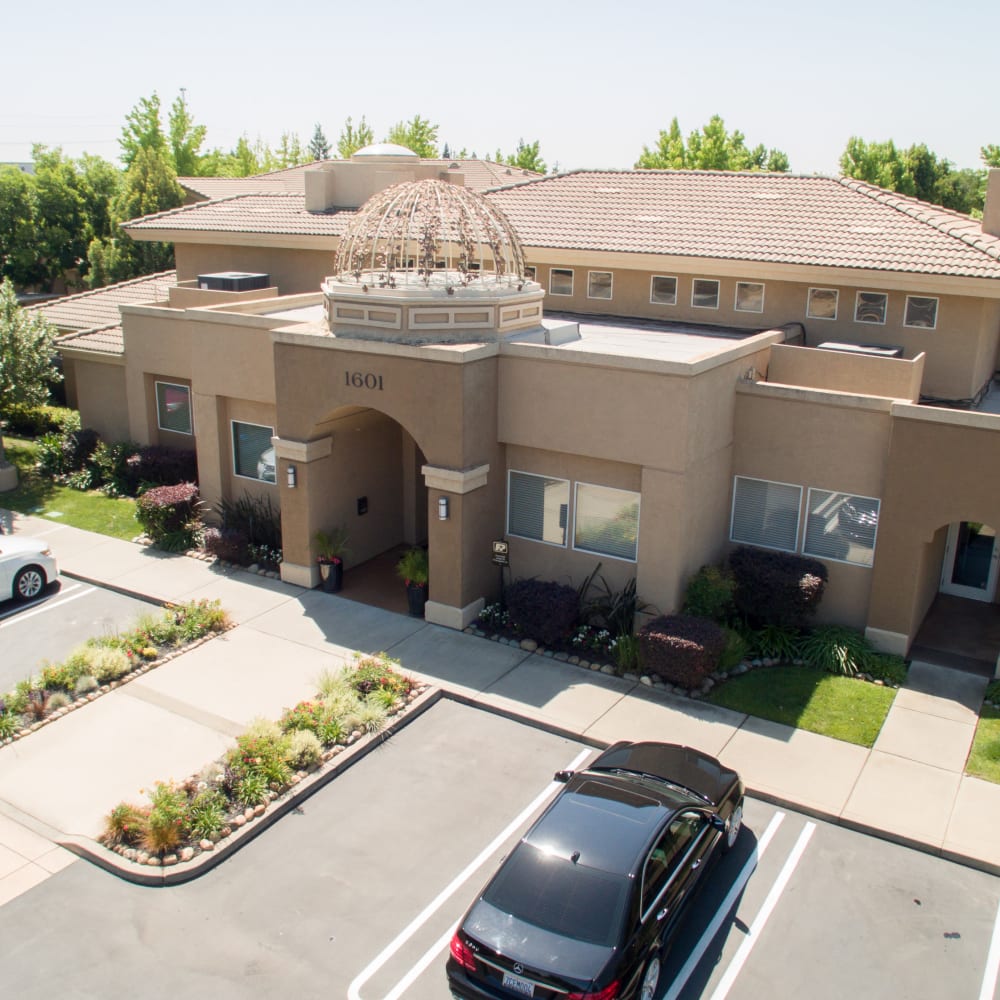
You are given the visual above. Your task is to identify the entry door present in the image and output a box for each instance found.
[940,522,1000,601]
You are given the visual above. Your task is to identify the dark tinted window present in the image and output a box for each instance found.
[642,812,706,914]
[483,843,630,946]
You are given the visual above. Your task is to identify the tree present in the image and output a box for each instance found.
[0,167,40,287]
[31,146,92,291]
[120,93,167,168]
[337,115,374,159]
[840,137,986,215]
[309,123,331,161]
[168,92,207,176]
[503,138,546,173]
[274,132,308,169]
[983,145,1000,168]
[0,277,61,414]
[636,115,790,172]
[384,115,439,158]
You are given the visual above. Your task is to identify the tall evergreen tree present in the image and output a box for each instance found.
[309,123,331,160]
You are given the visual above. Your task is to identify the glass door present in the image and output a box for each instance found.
[940,522,1000,601]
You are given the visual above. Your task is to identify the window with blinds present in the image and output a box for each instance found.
[507,471,570,546]
[730,476,801,552]
[804,489,879,566]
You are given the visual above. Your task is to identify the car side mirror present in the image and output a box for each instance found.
[710,814,726,832]
[553,769,574,783]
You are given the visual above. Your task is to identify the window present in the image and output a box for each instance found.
[807,288,838,320]
[692,278,720,309]
[735,281,765,313]
[650,275,678,305]
[730,476,801,552]
[804,489,879,567]
[641,813,705,918]
[550,268,574,296]
[232,421,275,482]
[524,265,537,282]
[155,382,192,435]
[508,471,570,546]
[904,296,938,329]
[588,271,613,300]
[573,483,640,561]
[855,291,887,324]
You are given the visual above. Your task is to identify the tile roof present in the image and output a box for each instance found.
[56,323,124,355]
[28,270,176,331]
[177,159,537,202]
[122,172,1000,280]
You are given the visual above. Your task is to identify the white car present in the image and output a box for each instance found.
[257,446,276,483]
[0,536,58,601]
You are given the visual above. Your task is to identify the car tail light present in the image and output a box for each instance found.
[449,932,477,972]
[567,981,621,1000]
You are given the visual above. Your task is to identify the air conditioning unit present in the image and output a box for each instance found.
[817,341,903,359]
[197,272,270,292]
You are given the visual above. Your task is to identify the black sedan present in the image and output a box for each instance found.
[447,742,744,1000]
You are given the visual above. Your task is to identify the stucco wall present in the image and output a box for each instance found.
[767,343,924,400]
[68,358,128,443]
[174,245,333,297]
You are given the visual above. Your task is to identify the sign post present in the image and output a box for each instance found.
[492,540,509,606]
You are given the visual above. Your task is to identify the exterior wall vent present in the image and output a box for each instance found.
[197,272,270,292]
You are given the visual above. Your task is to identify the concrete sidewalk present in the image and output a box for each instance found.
[1,512,999,905]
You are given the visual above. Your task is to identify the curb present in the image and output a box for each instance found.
[58,685,443,886]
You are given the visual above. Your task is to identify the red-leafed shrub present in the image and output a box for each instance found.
[728,546,827,628]
[637,614,726,689]
[202,526,249,564]
[505,578,580,648]
[129,446,198,490]
[135,482,201,549]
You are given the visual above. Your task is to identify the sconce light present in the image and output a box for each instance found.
[438,495,449,520]
[286,464,297,488]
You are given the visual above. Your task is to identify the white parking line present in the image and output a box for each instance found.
[663,810,786,1000]
[347,747,593,1000]
[980,895,1000,1000]
[707,821,816,1000]
[0,584,93,627]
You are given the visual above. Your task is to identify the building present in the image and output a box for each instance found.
[39,145,1000,671]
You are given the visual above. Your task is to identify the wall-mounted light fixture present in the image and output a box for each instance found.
[286,464,297,488]
[438,495,449,520]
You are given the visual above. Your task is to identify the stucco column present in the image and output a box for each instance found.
[275,435,333,588]
[422,463,491,629]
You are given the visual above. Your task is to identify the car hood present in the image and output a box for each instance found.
[0,537,51,558]
[595,742,739,806]
[464,898,614,987]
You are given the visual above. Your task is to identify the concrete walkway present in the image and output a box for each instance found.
[1,512,999,906]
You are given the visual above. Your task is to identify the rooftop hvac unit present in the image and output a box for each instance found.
[197,272,270,292]
[817,341,903,359]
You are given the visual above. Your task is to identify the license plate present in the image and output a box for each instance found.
[502,971,535,997]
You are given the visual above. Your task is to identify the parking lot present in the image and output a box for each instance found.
[1,698,998,998]
[0,578,159,691]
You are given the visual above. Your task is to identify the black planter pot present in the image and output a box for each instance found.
[319,560,343,593]
[406,581,428,617]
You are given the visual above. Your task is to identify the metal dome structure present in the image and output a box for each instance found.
[332,178,527,291]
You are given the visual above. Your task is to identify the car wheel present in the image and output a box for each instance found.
[13,565,45,600]
[639,955,660,1000]
[724,801,743,853]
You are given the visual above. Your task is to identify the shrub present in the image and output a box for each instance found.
[985,680,1000,706]
[867,653,908,686]
[215,492,282,555]
[143,782,190,854]
[88,647,132,682]
[505,578,580,647]
[614,632,641,673]
[476,602,510,633]
[571,624,614,659]
[356,701,388,735]
[718,628,751,671]
[798,625,874,677]
[637,614,727,690]
[132,446,198,489]
[90,440,142,496]
[729,546,827,628]
[234,771,269,807]
[47,692,71,711]
[39,659,83,692]
[346,653,412,701]
[285,730,323,769]
[682,565,737,624]
[749,623,801,662]
[103,802,148,848]
[227,722,291,788]
[578,567,655,638]
[3,402,71,437]
[201,526,248,563]
[0,709,17,739]
[188,789,227,840]
[74,674,99,696]
[135,482,201,546]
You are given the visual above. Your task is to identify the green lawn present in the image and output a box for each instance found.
[2,437,138,541]
[966,706,1000,783]
[706,665,897,747]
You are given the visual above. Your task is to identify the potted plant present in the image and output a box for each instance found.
[396,546,429,616]
[315,526,349,593]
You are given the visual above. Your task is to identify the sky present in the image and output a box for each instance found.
[2,0,997,176]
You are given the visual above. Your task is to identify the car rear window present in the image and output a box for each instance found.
[482,843,630,946]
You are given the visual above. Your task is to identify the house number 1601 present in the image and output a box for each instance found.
[345,371,384,390]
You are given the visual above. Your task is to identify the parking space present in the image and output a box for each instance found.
[0,580,159,692]
[0,700,998,999]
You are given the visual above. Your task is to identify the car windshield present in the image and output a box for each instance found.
[482,843,630,947]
